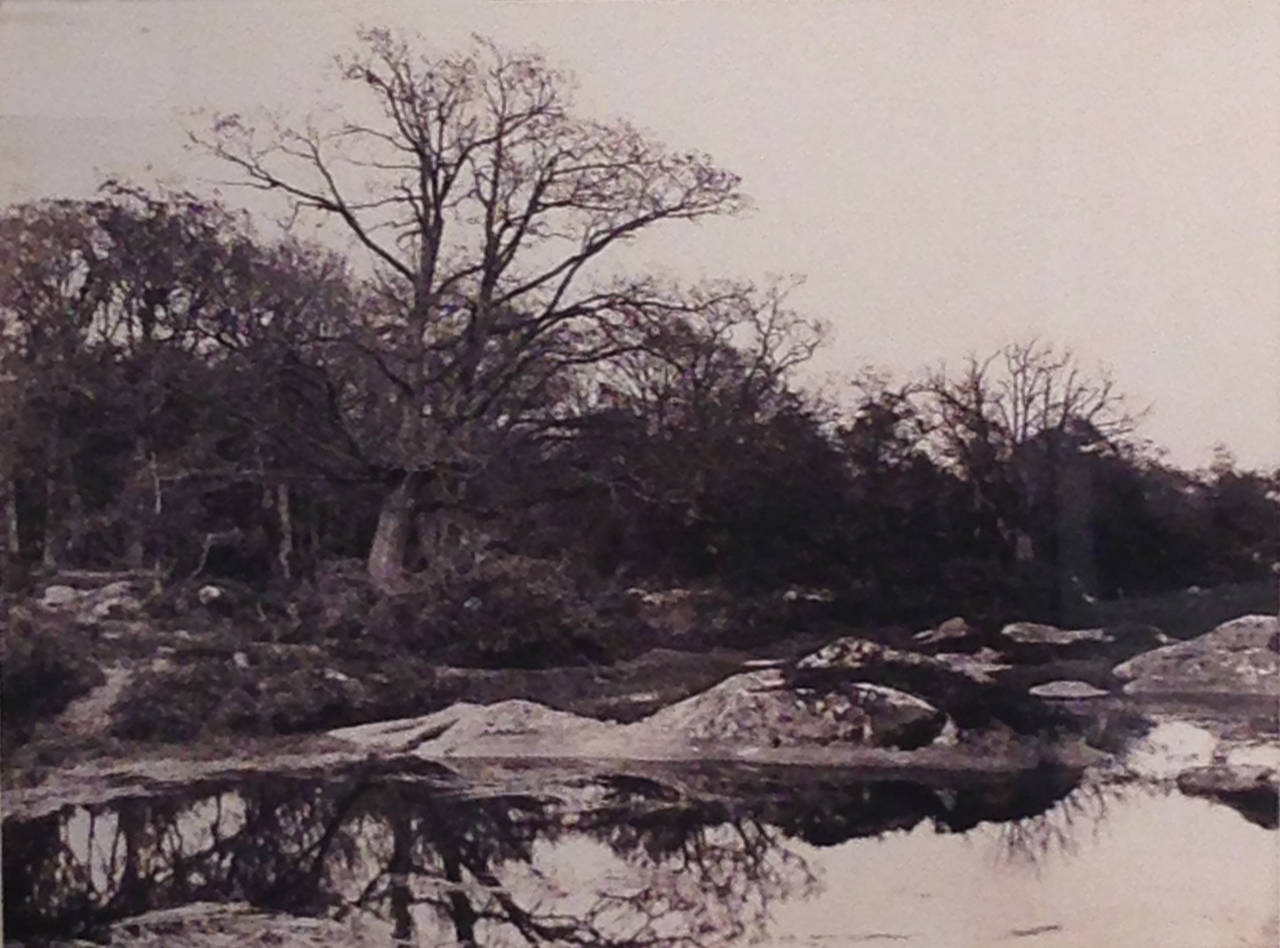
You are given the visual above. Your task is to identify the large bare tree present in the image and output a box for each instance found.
[194,29,748,592]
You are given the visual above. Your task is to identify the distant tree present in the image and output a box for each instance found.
[0,189,365,582]
[538,281,834,586]
[194,29,748,593]
[921,339,1143,615]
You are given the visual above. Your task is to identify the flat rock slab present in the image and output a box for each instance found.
[1029,680,1110,699]
[1001,622,1111,646]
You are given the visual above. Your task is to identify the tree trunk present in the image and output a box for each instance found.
[40,470,57,570]
[3,467,18,557]
[367,473,419,594]
[275,482,293,581]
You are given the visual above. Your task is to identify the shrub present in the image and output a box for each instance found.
[363,554,644,668]
[1,606,104,750]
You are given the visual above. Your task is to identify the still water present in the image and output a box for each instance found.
[4,761,1276,946]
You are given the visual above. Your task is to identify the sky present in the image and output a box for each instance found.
[1,0,1277,470]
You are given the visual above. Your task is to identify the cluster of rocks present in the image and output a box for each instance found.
[39,579,146,624]
[328,611,1278,825]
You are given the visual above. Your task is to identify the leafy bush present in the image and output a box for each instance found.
[1,606,104,749]
[109,645,446,742]
[285,560,380,643]
[363,555,645,668]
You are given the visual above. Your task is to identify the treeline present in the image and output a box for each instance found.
[1,188,1273,630]
[1,31,1276,638]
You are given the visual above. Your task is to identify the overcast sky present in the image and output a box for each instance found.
[2,0,1276,470]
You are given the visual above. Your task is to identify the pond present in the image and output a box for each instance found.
[3,760,1276,946]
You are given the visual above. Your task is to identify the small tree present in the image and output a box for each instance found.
[194,30,748,592]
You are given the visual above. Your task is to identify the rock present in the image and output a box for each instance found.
[797,637,1002,687]
[792,636,1068,735]
[1122,721,1218,780]
[637,670,944,750]
[232,651,251,670]
[197,585,226,607]
[1113,614,1279,697]
[1177,765,1279,828]
[1029,680,1109,699]
[913,616,978,651]
[95,580,137,599]
[40,584,81,608]
[1225,742,1280,771]
[998,622,1112,660]
[1001,621,1111,646]
[87,593,143,621]
[932,717,960,746]
[932,649,1011,685]
[999,620,1170,664]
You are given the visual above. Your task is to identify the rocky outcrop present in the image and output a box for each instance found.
[1112,614,1279,697]
[332,670,947,756]
[790,636,1067,735]
[640,669,945,750]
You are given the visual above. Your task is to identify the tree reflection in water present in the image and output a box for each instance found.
[3,765,1086,945]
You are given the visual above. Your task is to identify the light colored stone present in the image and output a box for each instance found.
[933,650,1011,684]
[1000,621,1111,647]
[914,616,973,647]
[88,594,142,621]
[197,585,226,606]
[1029,680,1109,699]
[1114,614,1279,697]
[40,584,81,608]
[1224,742,1280,771]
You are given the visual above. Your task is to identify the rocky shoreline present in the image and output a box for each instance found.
[7,610,1276,829]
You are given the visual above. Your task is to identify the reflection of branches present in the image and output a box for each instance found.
[988,779,1139,870]
[14,769,1104,947]
[577,808,820,947]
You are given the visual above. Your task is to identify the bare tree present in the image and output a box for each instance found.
[922,339,1144,590]
[193,29,748,592]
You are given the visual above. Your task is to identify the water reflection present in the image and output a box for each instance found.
[0,762,1185,946]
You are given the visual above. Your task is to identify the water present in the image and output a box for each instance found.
[4,761,1276,946]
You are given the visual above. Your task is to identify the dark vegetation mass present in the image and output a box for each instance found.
[1,32,1276,746]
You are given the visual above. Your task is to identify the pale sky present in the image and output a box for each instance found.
[2,0,1277,470]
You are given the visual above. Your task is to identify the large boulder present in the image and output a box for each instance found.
[1112,614,1279,697]
[636,669,945,750]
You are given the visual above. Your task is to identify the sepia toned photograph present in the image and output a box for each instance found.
[1,2,1277,945]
